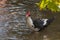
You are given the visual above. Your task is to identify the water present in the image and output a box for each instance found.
[0,3,60,40]
[0,5,30,40]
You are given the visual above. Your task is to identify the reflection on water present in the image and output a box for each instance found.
[0,6,29,40]
[0,4,60,40]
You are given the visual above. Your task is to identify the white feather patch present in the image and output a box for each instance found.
[27,17,34,28]
[42,19,48,26]
[34,28,40,31]
[28,17,33,25]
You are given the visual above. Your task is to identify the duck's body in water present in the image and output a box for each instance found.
[33,17,54,31]
[26,11,55,32]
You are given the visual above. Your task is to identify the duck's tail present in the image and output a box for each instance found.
[47,16,55,25]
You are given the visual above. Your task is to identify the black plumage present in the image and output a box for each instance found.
[33,17,54,31]
[26,11,55,32]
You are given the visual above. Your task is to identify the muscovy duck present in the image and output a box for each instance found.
[26,11,55,32]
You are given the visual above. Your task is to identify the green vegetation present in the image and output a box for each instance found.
[8,0,60,12]
[36,0,60,12]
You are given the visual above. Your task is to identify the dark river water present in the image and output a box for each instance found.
[0,3,60,40]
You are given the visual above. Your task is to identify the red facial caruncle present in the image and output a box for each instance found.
[26,11,30,17]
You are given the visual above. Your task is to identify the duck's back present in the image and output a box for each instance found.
[33,19,44,29]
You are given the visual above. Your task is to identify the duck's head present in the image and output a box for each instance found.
[26,11,31,17]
